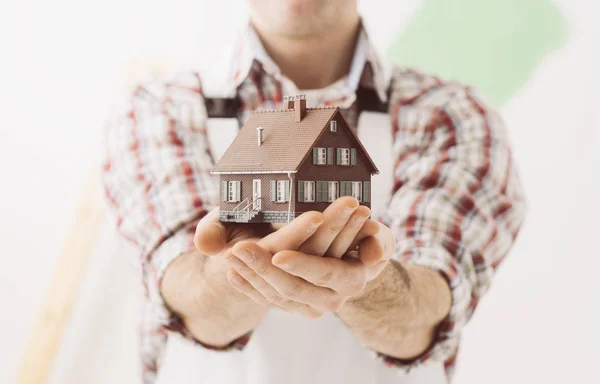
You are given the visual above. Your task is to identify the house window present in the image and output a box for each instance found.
[337,148,356,165]
[317,148,327,164]
[277,180,288,202]
[351,181,362,202]
[314,147,334,165]
[299,181,315,202]
[330,120,337,132]
[328,181,338,202]
[228,181,240,202]
[340,148,350,165]
[337,148,352,165]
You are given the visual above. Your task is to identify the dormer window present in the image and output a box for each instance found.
[330,120,337,132]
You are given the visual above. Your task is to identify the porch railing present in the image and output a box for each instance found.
[231,197,262,221]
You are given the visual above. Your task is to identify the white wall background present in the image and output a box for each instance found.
[0,0,598,383]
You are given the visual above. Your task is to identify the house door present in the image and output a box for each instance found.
[252,179,261,210]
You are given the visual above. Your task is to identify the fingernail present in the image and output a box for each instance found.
[234,248,255,264]
[277,261,293,271]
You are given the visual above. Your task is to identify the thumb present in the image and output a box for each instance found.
[194,208,228,256]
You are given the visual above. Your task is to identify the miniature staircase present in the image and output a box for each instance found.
[231,197,263,223]
[233,210,263,223]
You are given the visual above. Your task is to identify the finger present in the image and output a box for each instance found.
[226,248,321,318]
[298,197,359,256]
[226,268,270,306]
[258,211,324,254]
[346,219,380,253]
[194,208,228,255]
[231,241,338,312]
[326,205,373,259]
[272,250,367,297]
[359,222,396,266]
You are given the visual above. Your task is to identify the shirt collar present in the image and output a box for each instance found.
[229,22,390,104]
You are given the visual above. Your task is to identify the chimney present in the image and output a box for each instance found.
[256,126,264,146]
[283,95,294,109]
[294,94,306,122]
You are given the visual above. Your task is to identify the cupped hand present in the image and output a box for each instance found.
[213,197,396,318]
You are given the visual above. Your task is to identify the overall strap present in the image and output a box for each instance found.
[204,96,242,119]
[202,80,394,121]
[355,85,391,116]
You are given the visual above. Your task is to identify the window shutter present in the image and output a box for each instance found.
[298,181,305,202]
[363,181,371,203]
[350,148,357,165]
[221,181,227,201]
[284,180,290,202]
[336,148,341,165]
[313,148,318,164]
[235,181,241,202]
[342,181,350,196]
[327,148,333,165]
[270,180,276,202]
[316,181,321,202]
[316,181,323,202]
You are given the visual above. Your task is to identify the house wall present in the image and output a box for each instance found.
[219,173,297,213]
[295,112,372,214]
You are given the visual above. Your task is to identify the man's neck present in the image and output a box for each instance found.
[251,15,361,90]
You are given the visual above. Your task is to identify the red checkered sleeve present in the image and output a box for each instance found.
[102,72,227,383]
[378,79,526,378]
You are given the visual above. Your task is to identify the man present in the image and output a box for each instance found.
[102,0,526,383]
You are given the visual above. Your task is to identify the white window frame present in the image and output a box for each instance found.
[351,181,362,202]
[316,148,327,165]
[328,181,338,202]
[277,180,287,202]
[330,120,337,132]
[340,148,350,165]
[228,181,238,202]
[303,181,315,202]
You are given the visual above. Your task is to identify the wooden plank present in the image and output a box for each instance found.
[16,171,104,384]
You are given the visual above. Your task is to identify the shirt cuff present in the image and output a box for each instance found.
[144,224,196,316]
[373,246,470,377]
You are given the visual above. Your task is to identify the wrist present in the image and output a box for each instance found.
[344,261,411,309]
[160,251,207,315]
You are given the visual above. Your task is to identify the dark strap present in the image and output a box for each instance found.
[204,85,392,120]
[204,96,242,118]
[355,86,390,115]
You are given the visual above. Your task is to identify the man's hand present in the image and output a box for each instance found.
[214,197,394,317]
[161,207,325,347]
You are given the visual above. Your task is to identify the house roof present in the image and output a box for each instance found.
[212,106,379,174]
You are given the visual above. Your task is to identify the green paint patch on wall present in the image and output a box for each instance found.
[388,0,567,106]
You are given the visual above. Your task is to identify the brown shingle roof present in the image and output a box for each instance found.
[212,107,378,174]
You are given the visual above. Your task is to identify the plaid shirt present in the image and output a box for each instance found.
[102,25,526,383]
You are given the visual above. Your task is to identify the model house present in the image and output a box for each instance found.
[211,95,379,223]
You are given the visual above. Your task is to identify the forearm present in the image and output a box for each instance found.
[337,261,451,360]
[161,251,268,347]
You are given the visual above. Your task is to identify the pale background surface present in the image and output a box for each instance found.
[0,0,599,383]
